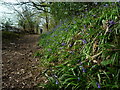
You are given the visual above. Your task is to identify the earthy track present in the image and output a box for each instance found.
[2,34,46,88]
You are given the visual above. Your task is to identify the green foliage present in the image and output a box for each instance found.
[37,2,120,89]
[50,2,97,21]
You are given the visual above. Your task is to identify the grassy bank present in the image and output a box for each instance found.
[37,3,120,89]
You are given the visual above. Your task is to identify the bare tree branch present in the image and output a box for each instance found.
[31,1,50,13]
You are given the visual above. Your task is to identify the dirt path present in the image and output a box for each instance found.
[2,34,46,88]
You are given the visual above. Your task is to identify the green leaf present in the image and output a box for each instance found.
[62,78,77,85]
[90,81,97,88]
[101,59,113,66]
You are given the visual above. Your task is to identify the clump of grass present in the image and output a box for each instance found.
[37,3,120,89]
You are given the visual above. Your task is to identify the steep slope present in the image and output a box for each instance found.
[38,3,120,89]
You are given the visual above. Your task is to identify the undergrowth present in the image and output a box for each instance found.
[37,2,120,89]
[2,31,21,43]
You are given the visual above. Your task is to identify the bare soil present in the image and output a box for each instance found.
[2,34,46,89]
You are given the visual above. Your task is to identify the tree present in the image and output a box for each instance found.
[1,0,41,33]
[1,18,13,31]
[17,5,35,33]
[30,1,51,31]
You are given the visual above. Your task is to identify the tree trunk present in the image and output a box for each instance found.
[46,14,49,31]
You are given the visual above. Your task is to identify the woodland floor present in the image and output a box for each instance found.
[2,34,46,89]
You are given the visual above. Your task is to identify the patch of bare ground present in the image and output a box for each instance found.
[2,34,47,89]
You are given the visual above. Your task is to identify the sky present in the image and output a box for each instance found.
[0,0,26,25]
[0,0,37,25]
[0,0,45,29]
[0,0,17,24]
